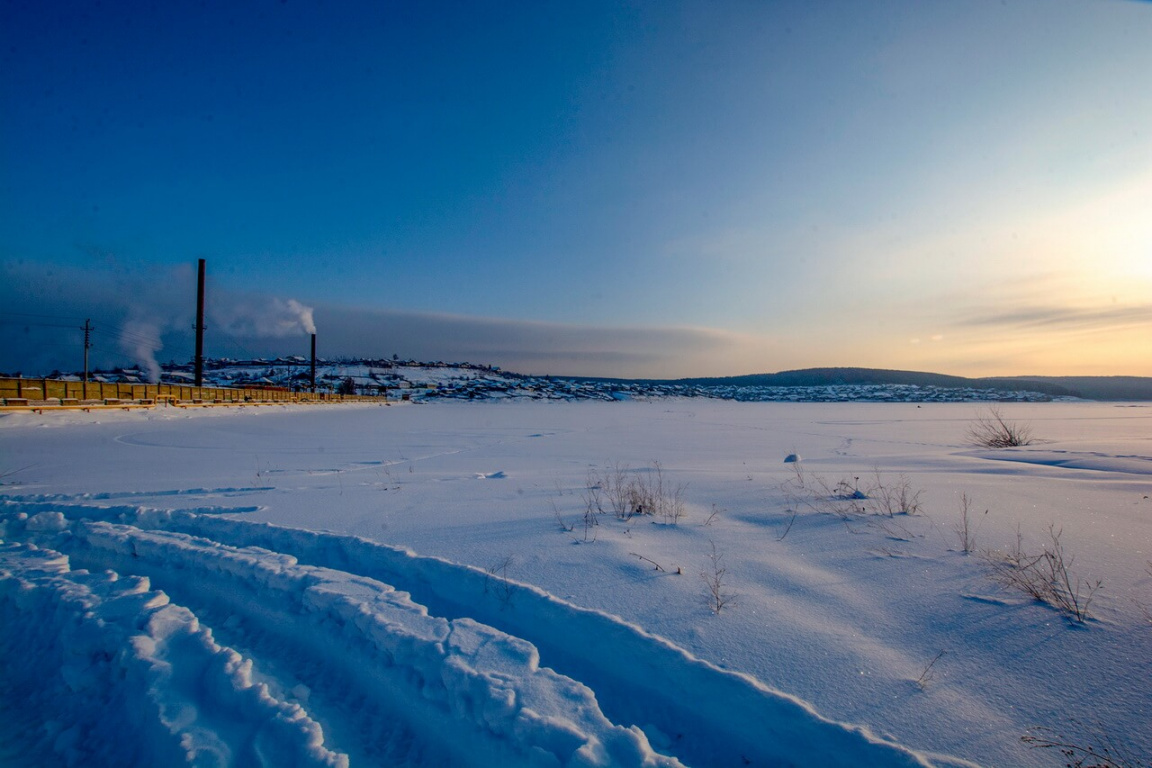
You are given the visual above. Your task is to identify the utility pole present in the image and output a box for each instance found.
[194,258,206,387]
[82,319,92,400]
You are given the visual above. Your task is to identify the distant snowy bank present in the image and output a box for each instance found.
[48,358,1063,403]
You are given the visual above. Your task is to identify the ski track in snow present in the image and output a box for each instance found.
[0,499,975,768]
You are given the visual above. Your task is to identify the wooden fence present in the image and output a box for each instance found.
[0,377,385,406]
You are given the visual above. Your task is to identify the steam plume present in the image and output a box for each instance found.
[209,294,315,339]
[118,318,166,383]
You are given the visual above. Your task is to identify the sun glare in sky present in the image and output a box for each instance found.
[2,0,1150,377]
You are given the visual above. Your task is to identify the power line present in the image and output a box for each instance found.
[100,326,162,346]
[0,311,88,322]
[1,313,166,344]
[211,333,264,361]
[0,319,82,330]
[0,317,164,351]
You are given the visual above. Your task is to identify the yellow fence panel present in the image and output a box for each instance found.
[1,377,386,408]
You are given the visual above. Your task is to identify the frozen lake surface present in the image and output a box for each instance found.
[2,400,1150,767]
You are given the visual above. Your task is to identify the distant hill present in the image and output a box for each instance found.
[979,376,1152,401]
[675,368,981,389]
[627,367,1152,401]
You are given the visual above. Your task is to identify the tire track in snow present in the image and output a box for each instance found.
[1,501,977,768]
[0,507,683,768]
[64,526,544,767]
[0,542,346,768]
[164,518,972,768]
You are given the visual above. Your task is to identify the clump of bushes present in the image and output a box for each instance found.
[781,464,922,519]
[981,525,1101,622]
[590,462,686,525]
[966,407,1034,448]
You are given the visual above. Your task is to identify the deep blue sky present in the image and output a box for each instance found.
[3,0,1150,378]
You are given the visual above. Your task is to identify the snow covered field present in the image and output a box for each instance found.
[2,400,1149,767]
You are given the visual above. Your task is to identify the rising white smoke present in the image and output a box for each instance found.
[117,282,316,382]
[116,265,194,383]
[210,294,316,338]
[291,299,317,336]
[118,318,166,383]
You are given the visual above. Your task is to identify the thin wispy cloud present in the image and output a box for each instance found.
[958,304,1152,332]
[249,304,769,379]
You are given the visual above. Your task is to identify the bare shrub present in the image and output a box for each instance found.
[967,406,1034,448]
[582,470,605,515]
[629,552,672,572]
[551,482,596,542]
[577,471,603,542]
[915,650,947,690]
[552,504,574,534]
[598,463,632,520]
[580,508,598,542]
[622,466,656,519]
[1023,720,1149,768]
[864,471,922,516]
[780,468,867,519]
[777,508,799,541]
[981,525,1101,622]
[484,555,516,608]
[648,463,687,525]
[596,461,687,524]
[780,465,923,520]
[953,492,987,555]
[701,540,734,613]
[787,459,807,489]
[777,462,816,532]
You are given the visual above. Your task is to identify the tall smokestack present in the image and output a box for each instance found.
[194,258,206,387]
[310,333,317,393]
